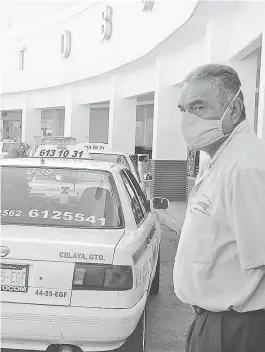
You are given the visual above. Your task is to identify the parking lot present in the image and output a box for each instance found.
[146,225,194,352]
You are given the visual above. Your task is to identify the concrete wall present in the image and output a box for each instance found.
[1,1,265,177]
[89,107,109,143]
[0,1,198,93]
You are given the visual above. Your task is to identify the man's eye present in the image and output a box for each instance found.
[179,107,185,113]
[193,106,204,114]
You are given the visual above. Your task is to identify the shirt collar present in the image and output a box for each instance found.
[208,119,250,169]
[195,120,250,186]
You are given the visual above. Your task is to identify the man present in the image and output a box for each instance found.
[7,138,23,158]
[174,64,265,352]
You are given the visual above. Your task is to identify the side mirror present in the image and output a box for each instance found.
[143,173,153,181]
[151,197,169,210]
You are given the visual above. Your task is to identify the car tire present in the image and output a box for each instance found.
[116,308,146,352]
[149,250,160,295]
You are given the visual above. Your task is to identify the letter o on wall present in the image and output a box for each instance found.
[61,30,71,58]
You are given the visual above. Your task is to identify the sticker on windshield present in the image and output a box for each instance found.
[1,208,106,226]
[0,210,22,217]
[27,168,53,176]
[78,173,107,183]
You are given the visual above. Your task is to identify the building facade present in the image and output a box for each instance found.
[1,1,265,201]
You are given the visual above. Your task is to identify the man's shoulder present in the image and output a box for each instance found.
[227,130,265,173]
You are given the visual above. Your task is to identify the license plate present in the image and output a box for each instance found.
[1,264,29,293]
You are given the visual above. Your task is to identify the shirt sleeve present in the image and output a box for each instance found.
[227,168,265,270]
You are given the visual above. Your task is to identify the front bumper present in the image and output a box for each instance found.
[1,292,147,352]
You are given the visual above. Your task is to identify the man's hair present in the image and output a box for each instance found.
[184,64,246,120]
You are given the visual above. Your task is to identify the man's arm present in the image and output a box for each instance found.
[227,168,265,270]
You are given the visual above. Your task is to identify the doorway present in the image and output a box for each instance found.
[135,93,154,159]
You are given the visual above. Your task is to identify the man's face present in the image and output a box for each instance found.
[178,79,236,136]
[178,79,225,120]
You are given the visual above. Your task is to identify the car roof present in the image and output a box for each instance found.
[86,150,131,157]
[0,157,124,172]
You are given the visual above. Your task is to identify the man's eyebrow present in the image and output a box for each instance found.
[179,99,206,110]
[188,99,205,107]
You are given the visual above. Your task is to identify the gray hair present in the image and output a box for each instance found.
[184,64,246,119]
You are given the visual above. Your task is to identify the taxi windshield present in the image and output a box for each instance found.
[1,166,123,229]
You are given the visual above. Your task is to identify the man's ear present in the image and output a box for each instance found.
[231,98,243,125]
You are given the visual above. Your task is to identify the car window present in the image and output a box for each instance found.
[129,155,141,183]
[1,166,123,229]
[120,171,145,226]
[123,169,149,213]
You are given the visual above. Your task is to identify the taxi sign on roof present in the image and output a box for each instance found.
[37,136,76,146]
[32,136,76,154]
[33,140,110,159]
[78,143,108,152]
[34,144,90,159]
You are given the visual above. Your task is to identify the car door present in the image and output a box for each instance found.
[120,169,160,294]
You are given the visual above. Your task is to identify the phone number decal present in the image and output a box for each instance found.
[85,145,105,151]
[38,149,84,158]
[0,210,22,217]
[28,209,106,225]
[1,209,106,225]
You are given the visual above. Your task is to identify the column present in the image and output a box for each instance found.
[64,86,90,142]
[108,77,137,154]
[257,39,265,140]
[231,56,258,133]
[21,107,41,144]
[0,120,3,141]
[0,64,3,141]
[151,58,187,201]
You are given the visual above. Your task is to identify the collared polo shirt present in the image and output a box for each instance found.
[174,120,265,312]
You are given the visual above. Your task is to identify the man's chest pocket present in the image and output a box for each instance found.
[178,208,217,264]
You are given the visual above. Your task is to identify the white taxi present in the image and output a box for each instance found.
[0,155,169,352]
[34,142,152,197]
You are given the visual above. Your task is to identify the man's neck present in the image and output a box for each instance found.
[203,137,228,158]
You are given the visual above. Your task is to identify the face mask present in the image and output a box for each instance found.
[180,88,241,150]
